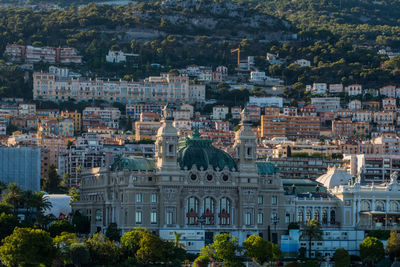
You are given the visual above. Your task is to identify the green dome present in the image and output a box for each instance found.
[110,156,155,171]
[177,129,237,171]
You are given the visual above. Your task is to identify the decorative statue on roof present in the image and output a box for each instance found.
[390,171,399,184]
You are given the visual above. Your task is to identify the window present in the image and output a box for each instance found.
[245,212,251,225]
[95,209,102,222]
[166,211,173,225]
[136,193,142,203]
[151,212,157,224]
[135,211,142,224]
[168,144,174,154]
[298,210,303,222]
[271,196,277,205]
[258,195,263,205]
[151,193,157,203]
[257,213,263,224]
[285,213,290,224]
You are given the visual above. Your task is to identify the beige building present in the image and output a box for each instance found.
[33,70,205,106]
[73,109,290,249]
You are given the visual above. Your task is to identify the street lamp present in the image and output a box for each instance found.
[197,215,206,229]
[271,215,280,244]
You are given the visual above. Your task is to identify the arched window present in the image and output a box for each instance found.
[314,210,319,222]
[203,197,215,225]
[186,197,199,225]
[330,210,336,224]
[306,210,311,221]
[298,210,303,222]
[390,201,399,212]
[361,201,370,211]
[375,201,385,212]
[219,197,231,225]
[322,210,328,225]
[95,209,102,222]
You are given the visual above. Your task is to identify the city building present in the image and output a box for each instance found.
[212,106,229,120]
[311,97,341,113]
[0,147,41,191]
[105,50,139,63]
[61,110,82,133]
[248,96,283,108]
[307,83,327,95]
[261,114,320,140]
[72,109,290,248]
[294,59,311,67]
[82,107,121,131]
[126,104,163,120]
[33,69,205,105]
[329,84,343,94]
[5,44,82,64]
[344,84,362,96]
[380,85,396,98]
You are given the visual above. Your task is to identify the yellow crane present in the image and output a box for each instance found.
[231,47,240,71]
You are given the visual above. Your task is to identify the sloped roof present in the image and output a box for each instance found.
[316,167,351,189]
[256,161,279,175]
[110,156,155,171]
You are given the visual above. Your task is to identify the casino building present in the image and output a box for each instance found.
[72,109,293,251]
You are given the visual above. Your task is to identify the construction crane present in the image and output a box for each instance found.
[231,47,240,72]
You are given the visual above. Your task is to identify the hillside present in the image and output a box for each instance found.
[256,0,400,47]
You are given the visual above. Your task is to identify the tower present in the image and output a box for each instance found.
[155,106,179,173]
[233,109,257,175]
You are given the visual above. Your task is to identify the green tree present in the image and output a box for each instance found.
[135,231,166,264]
[0,227,58,267]
[2,183,23,214]
[72,211,90,235]
[360,236,385,265]
[43,165,66,193]
[85,232,121,266]
[0,212,18,241]
[54,232,79,264]
[120,227,149,257]
[333,248,350,267]
[243,235,273,265]
[48,220,76,237]
[173,231,184,248]
[211,233,242,265]
[69,243,90,267]
[386,230,400,261]
[105,222,121,242]
[300,219,323,258]
[68,187,80,205]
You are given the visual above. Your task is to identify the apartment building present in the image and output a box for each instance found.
[18,103,36,115]
[212,106,229,120]
[82,107,121,131]
[329,84,343,94]
[38,136,67,177]
[245,105,261,121]
[348,100,362,111]
[38,118,74,137]
[5,44,82,64]
[126,104,163,120]
[261,114,320,140]
[270,157,343,180]
[311,97,341,113]
[33,69,205,105]
[350,154,400,183]
[135,112,162,140]
[61,110,82,133]
[380,85,396,98]
[344,84,362,96]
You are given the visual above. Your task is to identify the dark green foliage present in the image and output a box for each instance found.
[71,211,90,235]
[0,213,18,241]
[333,248,350,267]
[368,230,391,240]
[69,243,90,267]
[48,220,76,238]
[0,227,58,267]
[288,222,300,230]
[42,165,67,194]
[360,236,385,264]
[85,233,122,266]
[105,222,121,242]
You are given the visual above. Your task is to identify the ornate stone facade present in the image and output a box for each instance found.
[72,109,291,249]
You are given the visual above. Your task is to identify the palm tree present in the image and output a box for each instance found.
[23,190,35,223]
[3,183,23,214]
[173,231,184,248]
[300,219,323,258]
